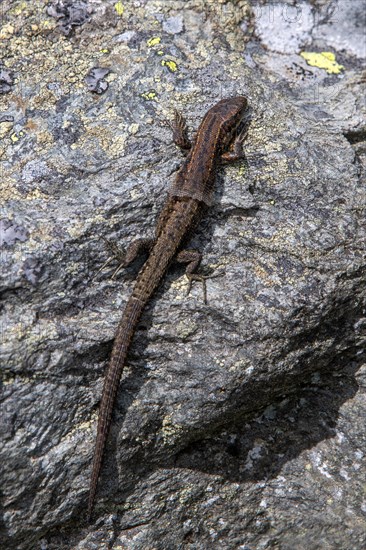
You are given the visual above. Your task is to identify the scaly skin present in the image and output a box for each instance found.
[88,96,248,520]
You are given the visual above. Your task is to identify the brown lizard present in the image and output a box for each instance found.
[88,96,248,520]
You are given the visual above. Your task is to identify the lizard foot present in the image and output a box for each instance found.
[95,237,126,279]
[186,270,225,305]
[96,236,154,279]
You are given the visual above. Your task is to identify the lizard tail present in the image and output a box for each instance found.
[87,296,144,521]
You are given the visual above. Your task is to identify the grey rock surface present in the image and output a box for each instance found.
[1,1,365,549]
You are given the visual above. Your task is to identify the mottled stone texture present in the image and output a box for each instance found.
[1,1,365,549]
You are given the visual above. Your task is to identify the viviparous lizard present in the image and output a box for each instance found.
[88,96,248,519]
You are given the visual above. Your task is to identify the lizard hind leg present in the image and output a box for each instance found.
[176,249,208,304]
[98,236,155,279]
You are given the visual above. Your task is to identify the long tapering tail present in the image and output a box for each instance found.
[87,296,144,520]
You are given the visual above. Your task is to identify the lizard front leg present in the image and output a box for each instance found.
[170,109,192,151]
[221,125,248,163]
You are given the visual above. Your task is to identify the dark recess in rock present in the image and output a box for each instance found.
[46,0,90,36]
[84,67,110,94]
[0,65,14,94]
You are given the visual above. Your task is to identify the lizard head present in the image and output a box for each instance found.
[215,96,248,148]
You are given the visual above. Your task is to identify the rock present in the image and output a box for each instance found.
[163,15,184,35]
[1,1,365,549]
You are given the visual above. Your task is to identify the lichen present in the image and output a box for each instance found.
[300,51,344,75]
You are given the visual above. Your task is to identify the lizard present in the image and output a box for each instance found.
[87,96,249,520]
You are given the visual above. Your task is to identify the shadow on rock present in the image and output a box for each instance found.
[173,357,362,484]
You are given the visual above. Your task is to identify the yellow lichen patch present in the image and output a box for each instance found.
[106,133,126,157]
[300,51,344,75]
[2,376,19,386]
[36,130,53,148]
[26,188,49,200]
[10,131,25,143]
[141,89,157,100]
[128,123,139,135]
[178,485,196,505]
[67,221,86,239]
[254,263,275,284]
[9,1,28,16]
[161,59,178,73]
[41,19,54,30]
[0,178,21,203]
[0,121,13,138]
[67,416,96,438]
[175,319,198,340]
[0,23,15,39]
[162,413,183,445]
[147,36,161,47]
[229,359,252,373]
[114,1,124,16]
[28,87,58,110]
[0,179,49,204]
